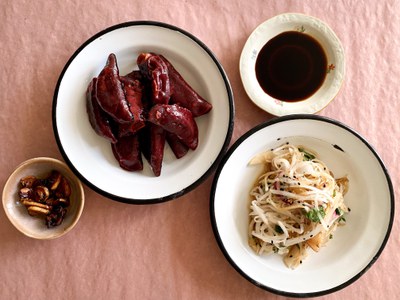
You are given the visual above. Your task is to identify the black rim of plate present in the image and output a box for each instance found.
[52,20,235,204]
[209,114,394,298]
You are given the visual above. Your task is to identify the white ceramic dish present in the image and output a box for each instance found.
[210,115,394,297]
[2,157,85,239]
[240,13,345,116]
[53,21,234,204]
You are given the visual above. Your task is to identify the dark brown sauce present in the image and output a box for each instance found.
[255,31,327,102]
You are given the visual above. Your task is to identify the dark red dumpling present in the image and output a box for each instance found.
[111,134,143,171]
[86,77,117,143]
[139,123,166,177]
[117,75,146,137]
[159,55,212,117]
[137,53,171,105]
[147,104,198,150]
[95,53,133,123]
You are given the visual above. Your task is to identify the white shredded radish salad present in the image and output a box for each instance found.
[248,143,350,269]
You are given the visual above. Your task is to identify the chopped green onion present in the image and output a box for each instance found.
[335,208,347,223]
[305,206,325,222]
[299,148,316,161]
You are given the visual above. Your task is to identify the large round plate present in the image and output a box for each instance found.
[210,115,394,297]
[53,21,234,204]
[240,13,345,116]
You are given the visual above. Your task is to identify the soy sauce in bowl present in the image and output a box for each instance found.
[255,31,327,102]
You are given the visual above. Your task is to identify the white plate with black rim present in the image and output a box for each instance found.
[52,21,234,204]
[210,115,394,297]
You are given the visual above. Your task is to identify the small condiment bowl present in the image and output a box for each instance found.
[240,13,345,116]
[2,157,85,239]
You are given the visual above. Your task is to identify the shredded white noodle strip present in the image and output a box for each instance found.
[283,224,324,247]
[255,205,305,232]
[251,202,269,224]
[269,189,332,203]
[277,220,289,238]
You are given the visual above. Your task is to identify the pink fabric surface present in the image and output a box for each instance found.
[0,1,399,299]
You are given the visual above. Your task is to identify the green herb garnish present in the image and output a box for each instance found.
[335,208,346,222]
[305,206,325,222]
[299,148,316,161]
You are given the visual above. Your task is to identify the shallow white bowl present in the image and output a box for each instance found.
[210,115,394,297]
[52,21,234,204]
[2,157,85,240]
[240,13,345,116]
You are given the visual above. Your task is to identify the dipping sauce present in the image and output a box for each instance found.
[255,31,327,102]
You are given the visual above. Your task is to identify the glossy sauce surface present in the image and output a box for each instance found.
[255,31,327,102]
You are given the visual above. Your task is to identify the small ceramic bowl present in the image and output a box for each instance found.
[2,157,85,239]
[240,13,345,116]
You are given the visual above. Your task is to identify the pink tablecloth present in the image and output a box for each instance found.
[1,1,399,299]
